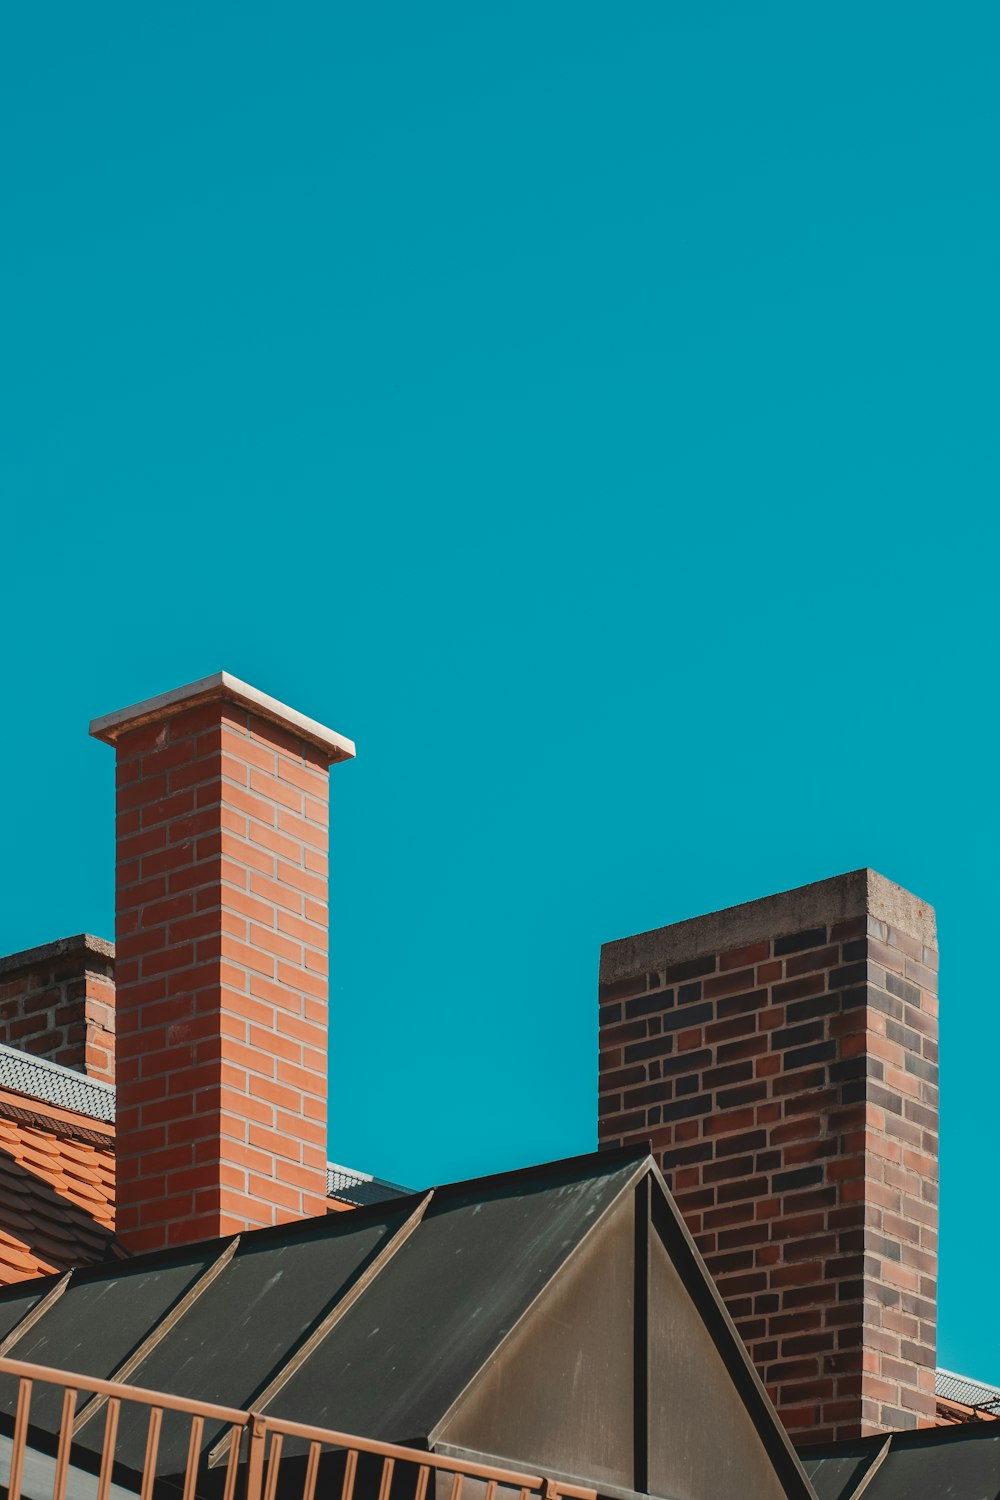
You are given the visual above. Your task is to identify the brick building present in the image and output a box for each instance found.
[0,672,994,1500]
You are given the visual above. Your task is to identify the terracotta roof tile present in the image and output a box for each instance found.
[0,1235,57,1277]
[0,1085,117,1283]
[936,1397,1000,1426]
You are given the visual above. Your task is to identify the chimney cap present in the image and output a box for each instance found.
[89,671,356,763]
[600,868,936,984]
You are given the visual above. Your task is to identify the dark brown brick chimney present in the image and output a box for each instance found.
[598,870,938,1443]
[0,935,115,1084]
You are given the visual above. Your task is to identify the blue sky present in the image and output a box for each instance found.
[2,4,998,1380]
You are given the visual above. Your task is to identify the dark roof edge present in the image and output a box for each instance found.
[600,869,936,983]
[798,1419,1000,1459]
[0,1145,652,1293]
[427,1142,650,1204]
[0,934,115,979]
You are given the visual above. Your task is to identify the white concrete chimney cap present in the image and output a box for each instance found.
[89,671,356,763]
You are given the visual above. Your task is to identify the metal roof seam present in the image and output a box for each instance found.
[72,1235,242,1436]
[843,1435,893,1500]
[0,1270,73,1357]
[206,1191,436,1466]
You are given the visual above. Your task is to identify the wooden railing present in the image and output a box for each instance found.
[0,1355,597,1500]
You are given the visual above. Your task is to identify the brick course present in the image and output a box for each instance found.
[0,936,115,1084]
[104,691,343,1253]
[599,870,938,1443]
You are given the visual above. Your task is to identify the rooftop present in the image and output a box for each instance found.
[0,1147,815,1500]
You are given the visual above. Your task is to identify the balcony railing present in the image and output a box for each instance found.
[0,1355,597,1500]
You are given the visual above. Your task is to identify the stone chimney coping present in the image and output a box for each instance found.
[89,671,356,764]
[0,933,115,979]
[600,868,936,984]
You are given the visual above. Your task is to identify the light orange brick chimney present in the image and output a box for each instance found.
[91,673,355,1253]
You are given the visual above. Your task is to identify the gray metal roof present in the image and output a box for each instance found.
[326,1162,413,1205]
[936,1367,1000,1408]
[0,1043,114,1124]
[803,1422,1000,1500]
[0,1430,137,1500]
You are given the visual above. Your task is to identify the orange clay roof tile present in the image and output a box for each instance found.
[0,1084,117,1284]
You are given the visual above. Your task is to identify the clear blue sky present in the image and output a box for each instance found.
[2,4,997,1380]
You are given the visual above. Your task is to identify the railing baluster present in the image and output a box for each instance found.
[301,1440,322,1500]
[378,1455,395,1500]
[263,1432,284,1500]
[222,1425,244,1500]
[182,1414,205,1500]
[52,1386,78,1500]
[7,1377,32,1500]
[341,1446,359,1500]
[97,1398,121,1500]
[0,1354,597,1500]
[140,1406,163,1500]
[414,1465,430,1500]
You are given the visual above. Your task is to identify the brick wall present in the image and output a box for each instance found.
[598,870,939,1443]
[0,936,115,1084]
[93,676,353,1253]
